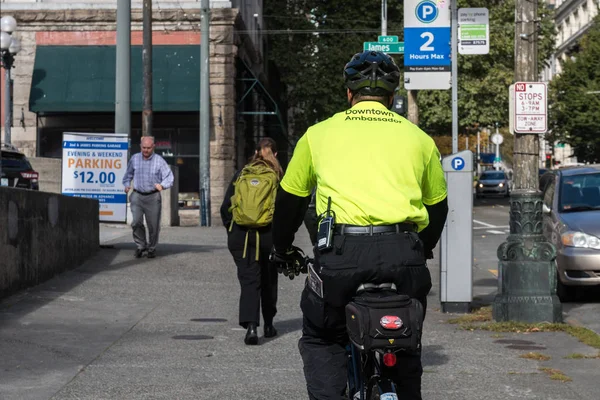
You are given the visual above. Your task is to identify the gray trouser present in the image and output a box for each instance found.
[130,191,162,251]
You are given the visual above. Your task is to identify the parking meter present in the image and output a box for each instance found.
[439,150,473,313]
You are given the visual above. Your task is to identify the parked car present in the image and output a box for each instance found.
[541,165,600,301]
[475,170,510,198]
[0,144,39,190]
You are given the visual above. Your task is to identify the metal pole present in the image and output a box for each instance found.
[495,143,500,171]
[115,0,131,140]
[381,0,387,36]
[492,0,561,323]
[142,0,153,137]
[200,0,211,226]
[451,0,458,154]
[477,129,481,175]
[495,124,500,171]
[4,64,11,144]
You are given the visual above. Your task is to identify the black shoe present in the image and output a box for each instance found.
[135,248,145,258]
[264,324,277,338]
[147,250,156,258]
[244,323,258,345]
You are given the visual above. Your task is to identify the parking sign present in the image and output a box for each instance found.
[404,0,451,90]
[513,82,547,134]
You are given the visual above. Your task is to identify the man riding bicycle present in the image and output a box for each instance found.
[270,50,448,400]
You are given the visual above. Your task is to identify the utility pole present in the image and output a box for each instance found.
[142,0,153,137]
[492,0,561,323]
[381,0,387,36]
[199,0,211,226]
[115,0,131,141]
[407,90,418,124]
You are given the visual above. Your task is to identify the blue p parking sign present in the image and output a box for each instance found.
[451,157,465,171]
[404,0,451,90]
[416,0,439,23]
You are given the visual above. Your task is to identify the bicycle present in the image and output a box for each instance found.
[280,253,423,400]
[345,282,414,400]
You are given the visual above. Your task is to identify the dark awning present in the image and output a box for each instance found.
[29,45,200,113]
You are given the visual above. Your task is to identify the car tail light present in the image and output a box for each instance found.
[380,315,403,330]
[383,352,397,367]
[21,171,39,181]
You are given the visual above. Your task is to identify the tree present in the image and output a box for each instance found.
[263,1,320,137]
[548,14,600,163]
[264,0,406,137]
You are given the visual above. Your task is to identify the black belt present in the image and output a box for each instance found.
[334,223,417,236]
[134,189,158,196]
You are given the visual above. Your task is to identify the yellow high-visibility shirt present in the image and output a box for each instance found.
[280,101,447,232]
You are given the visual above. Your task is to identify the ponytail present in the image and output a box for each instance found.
[249,137,283,178]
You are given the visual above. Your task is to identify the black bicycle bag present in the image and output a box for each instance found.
[345,293,423,353]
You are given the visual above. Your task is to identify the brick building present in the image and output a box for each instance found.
[0,1,288,224]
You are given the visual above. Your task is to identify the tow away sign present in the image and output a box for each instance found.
[513,82,547,134]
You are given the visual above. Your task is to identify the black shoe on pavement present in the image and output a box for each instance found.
[264,324,278,338]
[135,248,145,258]
[244,323,258,345]
[147,250,156,258]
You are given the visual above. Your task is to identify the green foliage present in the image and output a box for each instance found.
[264,1,556,140]
[549,14,600,163]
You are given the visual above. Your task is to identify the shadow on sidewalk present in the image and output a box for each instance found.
[0,237,225,326]
[260,317,304,345]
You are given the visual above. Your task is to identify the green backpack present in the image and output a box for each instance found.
[228,160,279,230]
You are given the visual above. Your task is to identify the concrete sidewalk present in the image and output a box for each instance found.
[1,226,598,400]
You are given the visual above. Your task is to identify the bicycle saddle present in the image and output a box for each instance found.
[355,282,397,295]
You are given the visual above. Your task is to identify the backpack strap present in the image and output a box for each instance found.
[240,230,261,261]
[242,231,249,259]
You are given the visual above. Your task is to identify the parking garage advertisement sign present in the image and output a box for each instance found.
[61,132,128,223]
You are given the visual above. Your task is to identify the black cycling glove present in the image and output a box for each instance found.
[269,246,308,280]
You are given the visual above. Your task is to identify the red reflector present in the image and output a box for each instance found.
[383,352,397,367]
[21,171,39,179]
[380,315,403,330]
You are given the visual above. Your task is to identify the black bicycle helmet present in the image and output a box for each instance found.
[344,51,400,96]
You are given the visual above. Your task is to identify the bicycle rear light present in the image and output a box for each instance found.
[383,352,397,367]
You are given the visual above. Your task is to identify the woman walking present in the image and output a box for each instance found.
[220,137,283,345]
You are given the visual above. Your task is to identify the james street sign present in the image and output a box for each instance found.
[363,42,404,54]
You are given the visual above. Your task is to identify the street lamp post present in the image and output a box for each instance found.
[492,0,561,323]
[1,15,21,146]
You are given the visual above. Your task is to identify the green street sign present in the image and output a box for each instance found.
[363,42,404,54]
[378,35,399,43]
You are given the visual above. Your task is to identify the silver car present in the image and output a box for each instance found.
[541,165,600,301]
[475,170,510,198]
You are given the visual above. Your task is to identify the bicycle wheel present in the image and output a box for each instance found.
[368,379,398,400]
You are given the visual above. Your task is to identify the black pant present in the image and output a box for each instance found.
[299,232,432,400]
[228,223,278,328]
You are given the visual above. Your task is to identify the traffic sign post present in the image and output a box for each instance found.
[513,82,548,134]
[404,0,451,90]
